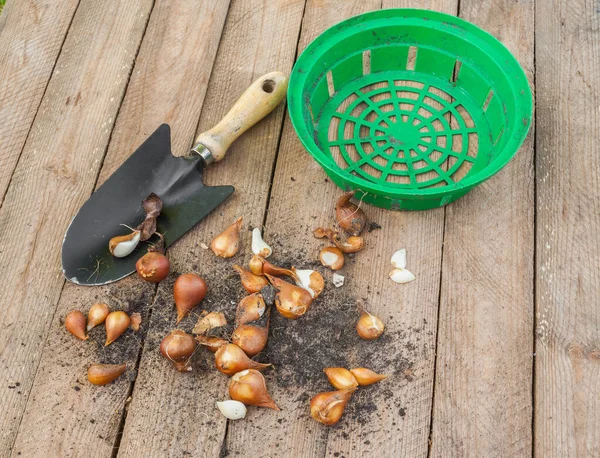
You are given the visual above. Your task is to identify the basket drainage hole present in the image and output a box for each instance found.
[262,79,275,93]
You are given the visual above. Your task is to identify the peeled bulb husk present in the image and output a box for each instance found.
[335,191,367,236]
[87,363,127,386]
[350,368,389,386]
[216,400,247,420]
[333,235,365,254]
[233,265,268,293]
[211,216,243,258]
[323,368,359,390]
[192,311,227,334]
[130,312,142,331]
[195,335,228,353]
[65,310,88,340]
[160,330,197,372]
[356,308,385,340]
[251,228,272,258]
[229,369,279,410]
[319,247,344,270]
[109,230,140,258]
[391,249,407,269]
[86,303,110,331]
[389,268,416,284]
[173,273,207,323]
[266,274,313,319]
[235,293,266,326]
[292,267,324,299]
[215,343,271,376]
[310,387,357,425]
[105,311,130,346]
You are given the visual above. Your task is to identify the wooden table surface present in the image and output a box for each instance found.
[0,0,598,457]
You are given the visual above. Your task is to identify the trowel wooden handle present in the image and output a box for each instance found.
[193,72,288,163]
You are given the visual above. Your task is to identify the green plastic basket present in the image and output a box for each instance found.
[288,9,532,210]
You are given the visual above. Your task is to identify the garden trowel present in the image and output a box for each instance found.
[62,72,287,285]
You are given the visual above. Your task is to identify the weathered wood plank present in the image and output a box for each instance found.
[535,0,600,456]
[116,0,305,456]
[430,0,535,456]
[0,0,79,204]
[223,1,455,457]
[8,1,233,457]
[0,0,154,455]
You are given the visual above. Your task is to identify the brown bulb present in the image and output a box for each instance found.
[356,310,385,340]
[173,273,207,323]
[266,274,313,319]
[105,311,130,346]
[87,363,127,386]
[350,368,389,386]
[229,369,279,410]
[160,330,196,372]
[210,216,243,258]
[232,324,268,357]
[192,311,227,335]
[335,191,367,236]
[233,265,268,293]
[136,251,170,283]
[86,303,109,332]
[310,387,356,425]
[235,293,266,326]
[319,246,344,270]
[323,368,359,390]
[65,310,88,340]
[214,343,271,376]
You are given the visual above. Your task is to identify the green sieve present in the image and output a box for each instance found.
[288,9,532,210]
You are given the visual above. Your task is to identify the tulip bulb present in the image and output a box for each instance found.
[350,368,389,386]
[251,228,272,258]
[233,265,268,293]
[160,330,196,372]
[173,273,207,323]
[192,311,227,335]
[249,255,296,279]
[266,274,313,319]
[195,335,228,353]
[216,400,247,420]
[235,293,266,326]
[229,369,279,410]
[232,324,269,357]
[109,230,140,258]
[335,191,367,236]
[292,268,324,299]
[215,343,271,376]
[319,246,344,270]
[333,235,365,254]
[136,251,170,283]
[323,368,359,390]
[310,387,357,425]
[211,216,243,258]
[65,310,88,340]
[355,302,384,340]
[86,303,110,331]
[87,363,127,385]
[105,311,130,346]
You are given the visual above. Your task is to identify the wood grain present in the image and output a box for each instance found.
[115,0,305,456]
[535,0,600,455]
[430,0,535,456]
[0,0,154,455]
[8,1,232,457]
[0,0,79,204]
[222,1,455,457]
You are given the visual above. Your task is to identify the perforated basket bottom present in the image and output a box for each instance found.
[315,71,494,191]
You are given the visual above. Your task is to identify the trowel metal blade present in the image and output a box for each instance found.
[61,124,234,285]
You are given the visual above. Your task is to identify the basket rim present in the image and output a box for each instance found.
[287,8,533,198]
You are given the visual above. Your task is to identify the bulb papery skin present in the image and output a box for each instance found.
[292,268,324,299]
[229,369,279,411]
[350,368,389,386]
[87,303,110,331]
[87,363,127,386]
[324,368,359,390]
[104,311,131,346]
[356,311,385,340]
[160,330,196,372]
[251,228,272,258]
[335,191,367,236]
[309,387,357,425]
[65,310,88,340]
[319,247,344,270]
